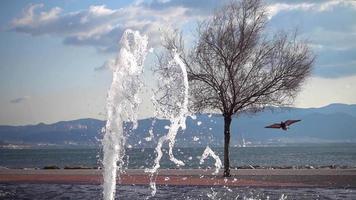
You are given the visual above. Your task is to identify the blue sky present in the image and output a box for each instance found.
[0,0,356,125]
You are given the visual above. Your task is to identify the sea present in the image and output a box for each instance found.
[1,143,356,199]
[1,144,356,169]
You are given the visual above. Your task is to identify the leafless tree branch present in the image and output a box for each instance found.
[157,0,315,176]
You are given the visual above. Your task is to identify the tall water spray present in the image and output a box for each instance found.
[146,51,189,196]
[102,29,148,200]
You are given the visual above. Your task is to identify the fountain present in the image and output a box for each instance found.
[145,51,190,196]
[102,29,223,199]
[102,29,148,200]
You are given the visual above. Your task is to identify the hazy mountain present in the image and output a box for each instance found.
[1,104,355,147]
[0,119,104,146]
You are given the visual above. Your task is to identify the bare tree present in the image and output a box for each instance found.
[159,0,315,177]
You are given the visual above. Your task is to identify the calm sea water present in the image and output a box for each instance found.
[1,144,356,200]
[1,144,356,169]
[1,184,356,200]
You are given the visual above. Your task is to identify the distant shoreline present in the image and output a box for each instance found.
[2,142,356,149]
[1,169,356,188]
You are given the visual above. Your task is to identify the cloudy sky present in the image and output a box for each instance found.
[0,0,355,125]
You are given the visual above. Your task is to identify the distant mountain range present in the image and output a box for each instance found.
[1,103,356,148]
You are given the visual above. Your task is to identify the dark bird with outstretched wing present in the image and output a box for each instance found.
[265,120,301,131]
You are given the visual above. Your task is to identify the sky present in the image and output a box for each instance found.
[0,0,355,125]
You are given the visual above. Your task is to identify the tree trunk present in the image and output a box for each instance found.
[223,115,232,177]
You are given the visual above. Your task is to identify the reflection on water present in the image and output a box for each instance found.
[1,183,355,200]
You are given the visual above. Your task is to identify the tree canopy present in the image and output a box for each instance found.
[157,0,315,176]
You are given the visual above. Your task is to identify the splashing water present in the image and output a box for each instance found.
[200,146,222,175]
[167,53,189,166]
[145,51,189,197]
[102,29,148,200]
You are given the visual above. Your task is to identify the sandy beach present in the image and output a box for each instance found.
[1,169,356,188]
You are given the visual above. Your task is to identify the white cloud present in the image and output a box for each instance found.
[267,0,356,19]
[267,3,313,19]
[88,5,116,16]
[39,7,62,22]
[12,4,44,26]
[10,0,356,76]
[156,0,172,3]
[318,0,356,11]
[12,4,62,26]
[10,3,199,52]
[11,1,356,51]
[9,3,203,72]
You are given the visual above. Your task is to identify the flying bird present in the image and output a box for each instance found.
[265,120,301,131]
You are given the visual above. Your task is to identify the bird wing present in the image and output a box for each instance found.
[265,123,281,129]
[285,120,301,126]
